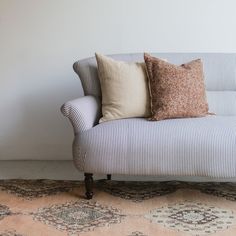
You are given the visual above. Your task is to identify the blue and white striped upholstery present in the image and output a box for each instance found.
[74,116,236,177]
[62,53,236,178]
[61,96,101,134]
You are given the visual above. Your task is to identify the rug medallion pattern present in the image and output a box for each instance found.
[0,179,81,199]
[33,200,124,234]
[127,231,148,236]
[194,182,236,201]
[1,180,236,235]
[145,201,235,235]
[0,230,24,236]
[0,205,11,221]
[96,180,177,202]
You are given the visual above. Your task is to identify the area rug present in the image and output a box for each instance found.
[1,180,236,236]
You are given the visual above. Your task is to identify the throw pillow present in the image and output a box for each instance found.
[95,53,150,123]
[144,53,209,121]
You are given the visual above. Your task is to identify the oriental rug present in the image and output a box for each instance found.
[0,180,236,236]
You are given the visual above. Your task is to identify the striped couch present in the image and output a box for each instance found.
[61,53,236,199]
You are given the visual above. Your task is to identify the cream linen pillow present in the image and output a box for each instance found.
[95,53,150,123]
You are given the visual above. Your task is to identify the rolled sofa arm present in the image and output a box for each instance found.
[61,95,101,134]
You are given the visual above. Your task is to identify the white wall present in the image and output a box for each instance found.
[1,0,236,161]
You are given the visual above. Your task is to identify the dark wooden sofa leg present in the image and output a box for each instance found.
[84,173,93,199]
[107,174,111,180]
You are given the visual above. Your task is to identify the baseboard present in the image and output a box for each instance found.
[1,161,236,181]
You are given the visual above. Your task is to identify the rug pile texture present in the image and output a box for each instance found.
[0,180,236,236]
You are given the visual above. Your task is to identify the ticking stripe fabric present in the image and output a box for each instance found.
[61,96,101,134]
[73,116,236,178]
[74,53,236,95]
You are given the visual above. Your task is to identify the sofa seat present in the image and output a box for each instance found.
[73,116,236,178]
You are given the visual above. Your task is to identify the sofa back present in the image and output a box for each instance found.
[73,53,236,115]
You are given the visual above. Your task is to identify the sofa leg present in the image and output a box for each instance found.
[84,173,93,199]
[107,174,111,180]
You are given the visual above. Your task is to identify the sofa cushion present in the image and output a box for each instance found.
[144,53,210,120]
[74,116,236,178]
[95,53,150,123]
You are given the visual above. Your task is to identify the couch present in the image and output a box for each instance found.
[61,53,236,199]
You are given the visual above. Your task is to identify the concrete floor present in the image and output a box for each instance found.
[1,160,236,182]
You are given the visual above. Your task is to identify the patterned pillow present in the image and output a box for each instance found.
[144,53,210,121]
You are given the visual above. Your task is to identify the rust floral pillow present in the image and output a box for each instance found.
[144,53,210,121]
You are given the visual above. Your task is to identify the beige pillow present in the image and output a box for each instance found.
[144,53,210,121]
[95,53,150,122]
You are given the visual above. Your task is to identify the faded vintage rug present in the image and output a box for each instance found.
[1,180,236,236]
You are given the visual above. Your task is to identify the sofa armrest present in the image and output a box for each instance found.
[61,96,101,134]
